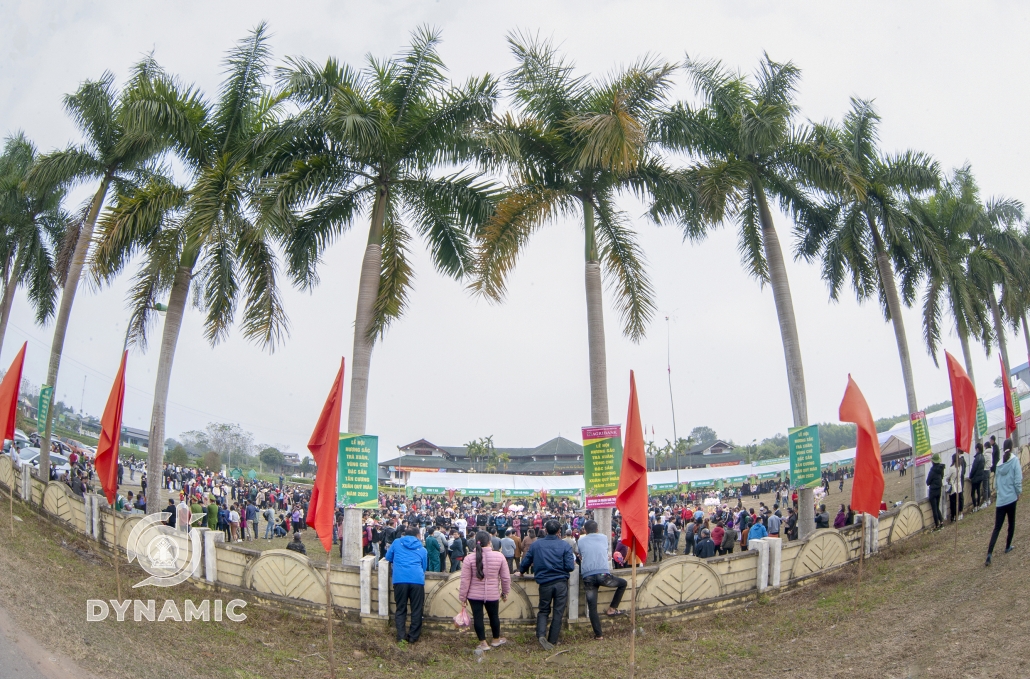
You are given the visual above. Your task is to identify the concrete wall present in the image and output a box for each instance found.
[2,442,1028,629]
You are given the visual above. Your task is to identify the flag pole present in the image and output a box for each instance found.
[114,510,122,602]
[325,546,335,678]
[629,543,636,679]
[857,513,864,586]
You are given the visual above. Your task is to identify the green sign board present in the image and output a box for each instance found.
[230,467,243,479]
[1015,394,1023,423]
[504,489,536,497]
[493,489,502,503]
[648,483,678,493]
[405,485,414,499]
[788,424,822,489]
[37,385,53,432]
[758,471,779,480]
[582,425,622,509]
[460,488,490,496]
[551,488,581,497]
[909,412,932,466]
[338,433,378,508]
[414,486,445,495]
[755,456,789,466]
[976,398,989,438]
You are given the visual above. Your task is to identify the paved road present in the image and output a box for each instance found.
[0,604,93,679]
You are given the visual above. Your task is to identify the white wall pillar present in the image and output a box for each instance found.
[359,554,374,616]
[342,507,363,568]
[82,494,95,537]
[203,528,224,583]
[91,495,101,539]
[20,464,32,501]
[766,537,782,588]
[377,558,390,617]
[568,563,579,621]
[752,538,769,592]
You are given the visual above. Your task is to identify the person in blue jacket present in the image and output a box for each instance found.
[517,519,575,650]
[385,526,428,643]
[986,441,1023,566]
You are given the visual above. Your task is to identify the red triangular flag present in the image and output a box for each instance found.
[945,351,977,453]
[95,351,127,505]
[1001,356,1017,438]
[839,375,884,517]
[306,358,344,553]
[0,343,27,442]
[616,371,648,563]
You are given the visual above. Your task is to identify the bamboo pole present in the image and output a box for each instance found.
[857,513,865,586]
[9,462,13,537]
[325,547,335,678]
[629,544,636,679]
[114,510,122,602]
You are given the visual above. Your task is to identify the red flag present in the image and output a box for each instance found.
[1001,356,1017,438]
[0,343,27,442]
[839,375,884,517]
[306,358,344,553]
[945,351,977,453]
[95,351,127,505]
[616,371,648,563]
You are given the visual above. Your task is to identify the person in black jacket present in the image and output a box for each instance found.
[693,528,716,558]
[926,453,946,530]
[970,444,987,508]
[517,520,574,650]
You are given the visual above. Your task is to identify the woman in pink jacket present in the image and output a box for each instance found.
[459,531,511,651]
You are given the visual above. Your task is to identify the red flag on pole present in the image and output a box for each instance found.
[307,358,345,553]
[0,343,27,442]
[95,352,127,505]
[617,371,648,563]
[945,351,977,453]
[1002,356,1017,438]
[839,375,884,517]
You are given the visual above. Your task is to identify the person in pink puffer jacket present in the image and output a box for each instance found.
[459,531,511,651]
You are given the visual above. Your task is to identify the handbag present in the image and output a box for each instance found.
[453,604,471,629]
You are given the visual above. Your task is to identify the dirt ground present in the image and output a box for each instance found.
[0,475,1027,679]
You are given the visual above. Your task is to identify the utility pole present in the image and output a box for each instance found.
[666,317,679,485]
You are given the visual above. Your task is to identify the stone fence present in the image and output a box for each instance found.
[2,442,1028,629]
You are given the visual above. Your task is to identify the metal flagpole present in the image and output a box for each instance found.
[629,544,637,679]
[858,513,865,586]
[325,547,335,678]
[666,317,679,486]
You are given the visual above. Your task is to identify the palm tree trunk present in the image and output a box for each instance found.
[1021,311,1030,372]
[0,248,25,361]
[39,177,110,476]
[868,218,924,500]
[754,187,814,537]
[957,322,976,391]
[146,264,192,514]
[582,197,613,551]
[987,286,1018,445]
[347,188,387,436]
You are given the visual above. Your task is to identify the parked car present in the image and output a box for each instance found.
[19,448,72,475]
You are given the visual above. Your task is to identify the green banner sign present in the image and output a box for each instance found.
[551,488,581,497]
[405,485,414,499]
[230,467,243,479]
[789,424,822,489]
[758,471,779,480]
[1015,393,1023,423]
[460,488,490,496]
[582,425,622,509]
[754,456,789,466]
[976,398,989,438]
[37,385,53,432]
[909,412,932,466]
[493,489,502,503]
[338,434,379,508]
[414,486,445,495]
[504,489,536,497]
[648,483,678,493]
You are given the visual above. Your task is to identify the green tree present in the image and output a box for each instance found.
[688,426,717,446]
[202,450,221,471]
[91,29,287,513]
[27,63,171,473]
[166,444,189,466]
[476,33,686,433]
[259,446,285,472]
[265,27,499,437]
[0,133,67,358]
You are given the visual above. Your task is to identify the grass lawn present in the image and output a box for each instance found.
[1,475,1028,679]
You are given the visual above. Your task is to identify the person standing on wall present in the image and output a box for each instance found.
[385,526,428,644]
[985,440,1022,567]
[577,519,627,640]
[517,519,575,650]
[458,531,510,652]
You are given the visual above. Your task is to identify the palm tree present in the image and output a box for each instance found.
[912,166,1012,388]
[91,28,288,513]
[658,55,838,537]
[26,64,169,473]
[0,133,67,358]
[263,27,499,437]
[803,98,939,498]
[475,33,686,428]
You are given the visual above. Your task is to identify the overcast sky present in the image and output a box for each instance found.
[2,1,1028,462]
